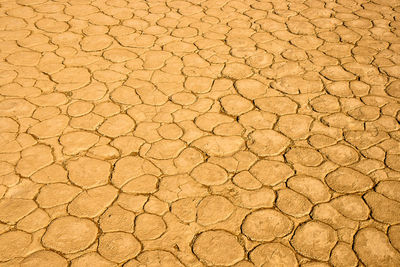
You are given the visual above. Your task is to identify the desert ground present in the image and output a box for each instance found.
[0,0,400,266]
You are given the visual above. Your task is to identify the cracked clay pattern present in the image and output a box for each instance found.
[0,0,400,266]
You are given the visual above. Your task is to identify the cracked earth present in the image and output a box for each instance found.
[0,0,400,266]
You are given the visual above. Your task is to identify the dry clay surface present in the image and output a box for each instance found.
[1,0,400,266]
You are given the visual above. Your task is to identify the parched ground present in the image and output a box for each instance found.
[0,0,400,266]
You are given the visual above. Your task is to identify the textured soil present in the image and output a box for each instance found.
[0,0,400,266]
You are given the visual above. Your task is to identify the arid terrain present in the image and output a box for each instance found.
[0,0,400,266]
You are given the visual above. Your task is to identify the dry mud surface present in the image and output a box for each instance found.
[0,0,400,266]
